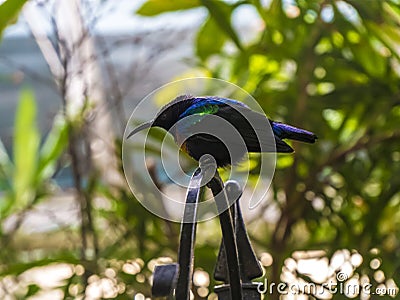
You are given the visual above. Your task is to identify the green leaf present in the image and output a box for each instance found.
[26,284,40,297]
[0,0,28,39]
[37,114,68,181]
[350,40,387,78]
[383,2,400,26]
[200,0,243,50]
[0,138,13,217]
[323,109,344,130]
[196,17,227,61]
[366,21,400,61]
[136,0,201,16]
[346,0,383,22]
[277,155,294,169]
[13,89,40,208]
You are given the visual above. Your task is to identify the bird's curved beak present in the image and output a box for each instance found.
[126,120,153,139]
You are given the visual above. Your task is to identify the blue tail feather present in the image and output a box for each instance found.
[272,122,317,143]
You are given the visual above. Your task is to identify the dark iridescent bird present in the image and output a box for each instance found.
[127,95,317,167]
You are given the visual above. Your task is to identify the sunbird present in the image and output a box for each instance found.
[127,95,317,167]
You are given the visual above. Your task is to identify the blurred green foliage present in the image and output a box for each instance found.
[137,0,400,299]
[1,0,400,299]
[0,0,28,39]
[0,90,68,221]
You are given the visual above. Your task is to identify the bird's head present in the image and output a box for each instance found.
[127,95,194,139]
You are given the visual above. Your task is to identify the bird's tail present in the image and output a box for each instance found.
[272,122,317,143]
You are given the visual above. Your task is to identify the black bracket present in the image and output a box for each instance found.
[151,166,263,299]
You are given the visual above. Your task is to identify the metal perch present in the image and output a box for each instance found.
[152,164,263,299]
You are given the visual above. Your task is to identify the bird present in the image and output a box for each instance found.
[127,95,317,167]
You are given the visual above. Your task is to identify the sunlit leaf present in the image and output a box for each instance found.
[277,155,294,169]
[196,17,227,61]
[346,0,383,22]
[0,0,28,39]
[13,89,40,208]
[350,41,387,78]
[200,0,242,50]
[37,114,68,181]
[136,0,201,16]
[366,21,400,60]
[0,138,13,216]
[315,37,333,55]
[383,2,400,26]
[323,109,344,130]
[316,82,335,95]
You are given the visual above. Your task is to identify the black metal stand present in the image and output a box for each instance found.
[152,166,263,299]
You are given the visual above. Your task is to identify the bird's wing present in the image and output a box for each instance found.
[216,106,294,153]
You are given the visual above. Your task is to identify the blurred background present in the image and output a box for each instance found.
[1,0,400,299]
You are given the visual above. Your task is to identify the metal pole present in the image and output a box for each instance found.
[152,167,262,299]
[175,168,203,300]
[213,181,263,300]
[208,173,243,300]
[152,168,203,299]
